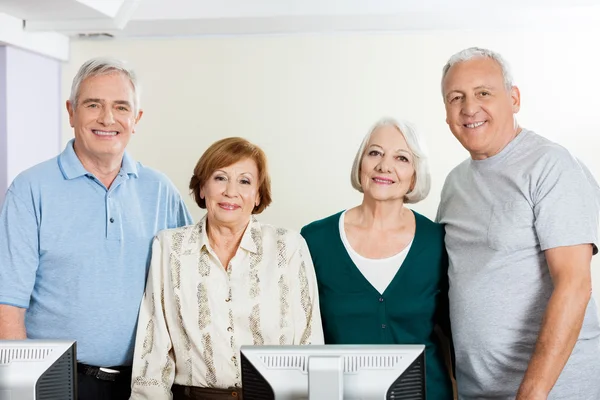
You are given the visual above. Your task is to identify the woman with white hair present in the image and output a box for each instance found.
[301,118,453,399]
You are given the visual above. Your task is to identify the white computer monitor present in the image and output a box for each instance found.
[0,339,76,400]
[240,344,426,400]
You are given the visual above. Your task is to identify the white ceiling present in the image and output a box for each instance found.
[1,0,600,60]
[2,0,600,37]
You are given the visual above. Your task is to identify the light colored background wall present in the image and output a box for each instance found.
[6,47,62,186]
[0,45,62,205]
[61,28,600,302]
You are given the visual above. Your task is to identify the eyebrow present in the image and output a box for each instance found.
[80,98,133,108]
[215,170,255,177]
[445,85,496,99]
[368,144,412,155]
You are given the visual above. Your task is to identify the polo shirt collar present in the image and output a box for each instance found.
[58,138,138,180]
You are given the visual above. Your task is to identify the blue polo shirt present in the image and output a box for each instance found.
[0,139,192,366]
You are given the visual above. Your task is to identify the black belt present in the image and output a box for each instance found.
[77,362,132,382]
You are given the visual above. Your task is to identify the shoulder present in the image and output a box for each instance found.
[256,221,306,251]
[135,163,178,187]
[440,157,471,197]
[515,130,580,172]
[134,163,184,199]
[300,211,343,239]
[443,157,471,184]
[155,223,198,244]
[413,210,445,239]
[516,132,594,202]
[7,156,61,197]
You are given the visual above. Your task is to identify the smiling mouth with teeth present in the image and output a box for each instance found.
[372,178,394,184]
[92,130,119,136]
[464,121,486,128]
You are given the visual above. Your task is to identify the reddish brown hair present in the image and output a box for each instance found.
[189,137,272,214]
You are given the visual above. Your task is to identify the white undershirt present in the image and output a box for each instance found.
[339,211,412,294]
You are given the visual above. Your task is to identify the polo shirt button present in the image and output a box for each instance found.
[379,297,384,302]
[381,324,386,329]
[110,218,115,223]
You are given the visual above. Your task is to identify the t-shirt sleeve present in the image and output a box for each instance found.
[533,159,600,255]
[0,185,40,308]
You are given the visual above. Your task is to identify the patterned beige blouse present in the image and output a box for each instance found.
[130,215,324,399]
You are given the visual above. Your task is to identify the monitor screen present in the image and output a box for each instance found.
[0,340,76,400]
[240,344,425,400]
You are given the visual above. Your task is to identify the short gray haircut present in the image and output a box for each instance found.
[350,117,431,204]
[441,47,514,93]
[69,57,141,113]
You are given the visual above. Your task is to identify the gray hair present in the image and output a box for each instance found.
[441,47,514,93]
[350,117,431,204]
[69,57,141,113]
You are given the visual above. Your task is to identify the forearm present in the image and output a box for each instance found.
[517,283,590,399]
[0,304,27,339]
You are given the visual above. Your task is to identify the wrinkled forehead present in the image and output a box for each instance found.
[214,157,259,175]
[78,72,136,103]
[442,57,505,93]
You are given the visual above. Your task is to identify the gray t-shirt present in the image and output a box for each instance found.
[437,129,600,400]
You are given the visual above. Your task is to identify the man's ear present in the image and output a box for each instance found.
[510,86,521,114]
[133,109,143,134]
[66,100,75,127]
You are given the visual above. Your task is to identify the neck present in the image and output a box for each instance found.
[472,124,523,161]
[206,217,250,251]
[73,142,123,189]
[352,198,410,230]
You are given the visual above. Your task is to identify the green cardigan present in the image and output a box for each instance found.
[301,210,453,400]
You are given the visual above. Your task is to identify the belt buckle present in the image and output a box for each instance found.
[99,367,120,374]
[96,367,120,381]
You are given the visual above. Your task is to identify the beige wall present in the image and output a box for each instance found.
[62,29,600,304]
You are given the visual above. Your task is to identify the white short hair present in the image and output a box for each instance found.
[69,57,141,113]
[441,47,514,94]
[350,117,431,204]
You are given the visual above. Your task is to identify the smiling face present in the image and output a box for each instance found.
[67,72,142,165]
[359,124,415,203]
[442,57,521,160]
[200,158,261,228]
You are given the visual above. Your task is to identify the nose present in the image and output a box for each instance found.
[461,96,479,117]
[97,107,115,126]
[376,156,392,173]
[223,180,238,198]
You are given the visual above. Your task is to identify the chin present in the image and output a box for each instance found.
[366,193,400,202]
[213,212,248,224]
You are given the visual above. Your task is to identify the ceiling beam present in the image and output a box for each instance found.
[0,13,69,61]
[24,0,142,34]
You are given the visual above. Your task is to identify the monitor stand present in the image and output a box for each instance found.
[308,356,343,400]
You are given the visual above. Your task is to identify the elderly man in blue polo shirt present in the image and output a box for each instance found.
[0,58,192,400]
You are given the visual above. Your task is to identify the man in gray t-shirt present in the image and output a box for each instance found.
[437,47,600,400]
